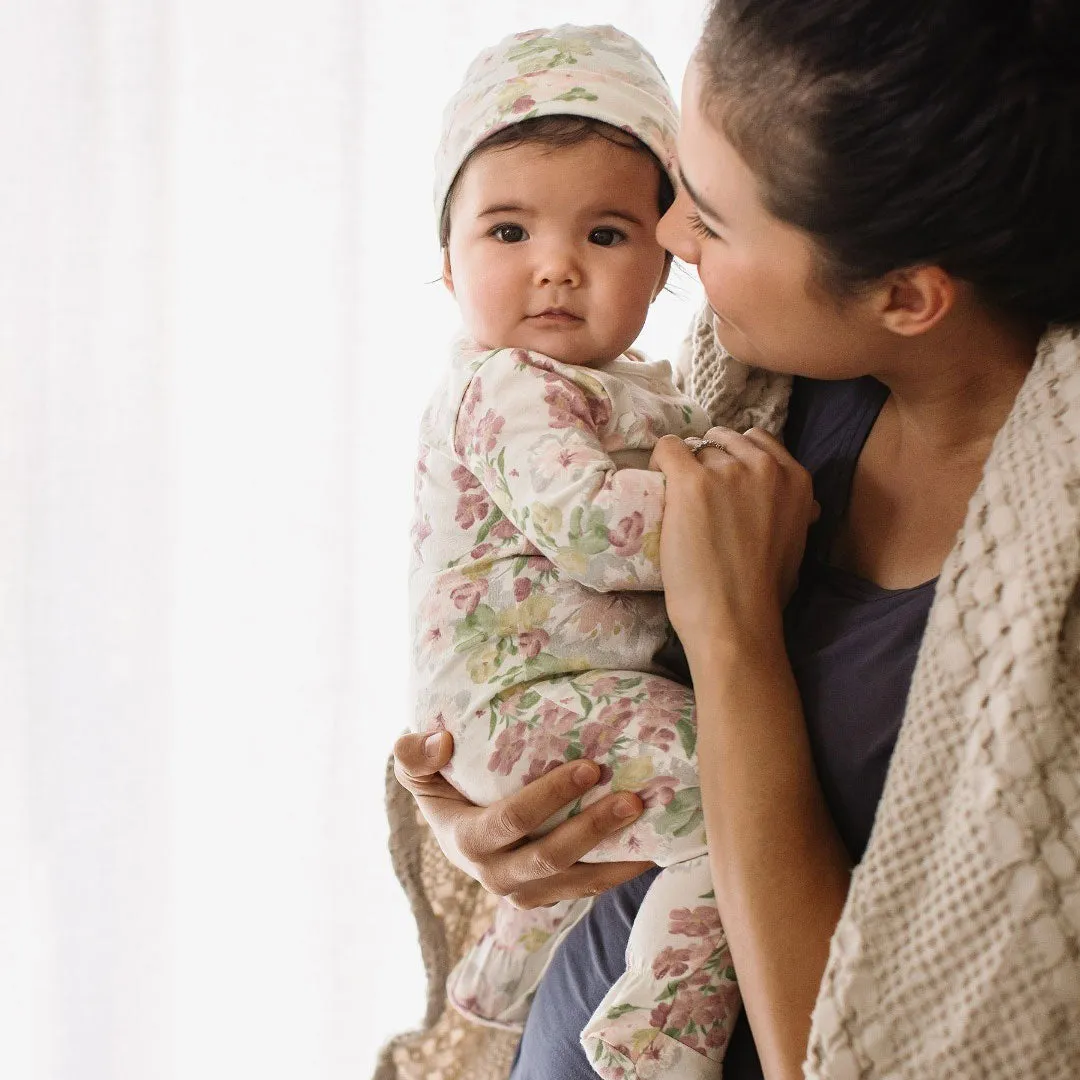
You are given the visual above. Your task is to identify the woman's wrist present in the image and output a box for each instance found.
[678,604,787,683]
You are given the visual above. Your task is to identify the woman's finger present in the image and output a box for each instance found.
[506,859,656,910]
[499,789,645,881]
[648,432,698,473]
[464,760,609,857]
[393,731,472,805]
[393,729,453,777]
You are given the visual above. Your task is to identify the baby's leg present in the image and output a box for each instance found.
[446,670,707,867]
[446,670,712,1033]
[580,857,739,1080]
[447,896,593,1028]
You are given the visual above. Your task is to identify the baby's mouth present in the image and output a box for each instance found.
[530,308,583,323]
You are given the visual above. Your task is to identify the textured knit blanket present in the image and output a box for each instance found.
[377,310,1080,1080]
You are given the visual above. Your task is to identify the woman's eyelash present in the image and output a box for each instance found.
[687,210,720,240]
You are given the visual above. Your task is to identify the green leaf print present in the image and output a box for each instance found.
[475,508,501,544]
[655,787,704,838]
[605,1003,639,1020]
[676,714,697,758]
[517,690,541,710]
[555,86,596,101]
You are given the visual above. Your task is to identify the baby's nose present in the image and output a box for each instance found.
[535,246,581,287]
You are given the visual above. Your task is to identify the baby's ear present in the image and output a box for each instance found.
[441,248,455,295]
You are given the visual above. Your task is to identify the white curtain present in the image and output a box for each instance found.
[0,3,704,1078]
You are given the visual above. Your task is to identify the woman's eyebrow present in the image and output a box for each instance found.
[677,165,727,226]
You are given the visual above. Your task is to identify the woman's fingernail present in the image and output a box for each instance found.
[613,795,640,818]
[572,763,599,787]
[424,732,447,760]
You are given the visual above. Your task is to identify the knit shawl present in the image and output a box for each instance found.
[376,311,1080,1080]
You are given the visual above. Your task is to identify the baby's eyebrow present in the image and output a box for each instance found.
[592,209,645,227]
[476,203,530,217]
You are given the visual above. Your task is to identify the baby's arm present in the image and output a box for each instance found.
[454,348,666,591]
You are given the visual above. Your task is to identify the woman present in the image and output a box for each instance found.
[387,1,1080,1077]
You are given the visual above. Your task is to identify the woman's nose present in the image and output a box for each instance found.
[656,193,699,265]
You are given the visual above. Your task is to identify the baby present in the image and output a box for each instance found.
[410,25,738,1079]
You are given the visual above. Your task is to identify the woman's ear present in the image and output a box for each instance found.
[441,248,455,296]
[877,265,956,336]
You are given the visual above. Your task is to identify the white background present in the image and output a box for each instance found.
[1,2,705,1078]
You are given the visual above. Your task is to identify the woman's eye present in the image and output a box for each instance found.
[589,227,625,247]
[491,224,527,243]
[687,210,720,241]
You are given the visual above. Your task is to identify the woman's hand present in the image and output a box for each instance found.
[393,730,653,909]
[651,426,818,658]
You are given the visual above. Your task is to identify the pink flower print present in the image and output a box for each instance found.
[580,720,621,760]
[470,543,494,561]
[410,518,432,555]
[517,628,550,659]
[652,946,693,979]
[668,906,723,939]
[522,756,563,786]
[458,377,482,427]
[536,699,579,734]
[490,518,519,541]
[455,491,491,529]
[649,1002,671,1031]
[703,986,741,1047]
[664,988,695,1037]
[586,389,612,430]
[450,578,488,615]
[576,593,638,637]
[579,673,621,699]
[451,464,481,493]
[647,680,691,714]
[472,408,505,455]
[511,95,535,113]
[638,718,677,753]
[488,723,528,775]
[595,698,636,733]
[637,775,678,808]
[544,379,594,430]
[528,433,596,491]
[513,577,532,602]
[608,512,645,556]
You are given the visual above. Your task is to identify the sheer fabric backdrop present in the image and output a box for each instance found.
[0,2,704,1077]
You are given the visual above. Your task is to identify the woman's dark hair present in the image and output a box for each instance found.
[698,0,1080,325]
[439,115,676,248]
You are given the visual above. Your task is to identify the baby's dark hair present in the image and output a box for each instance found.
[698,0,1080,325]
[439,115,676,248]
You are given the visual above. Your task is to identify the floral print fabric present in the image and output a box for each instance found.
[410,341,739,1079]
[433,24,678,227]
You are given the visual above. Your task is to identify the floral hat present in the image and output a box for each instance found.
[434,24,679,234]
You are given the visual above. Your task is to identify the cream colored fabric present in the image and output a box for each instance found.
[378,307,1080,1079]
[805,323,1080,1079]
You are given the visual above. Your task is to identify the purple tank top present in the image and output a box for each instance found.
[510,376,937,1080]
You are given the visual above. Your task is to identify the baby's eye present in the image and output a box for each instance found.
[491,224,527,243]
[588,227,625,247]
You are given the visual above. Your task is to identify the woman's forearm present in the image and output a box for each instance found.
[688,625,852,1080]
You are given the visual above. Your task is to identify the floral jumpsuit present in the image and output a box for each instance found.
[410,339,741,1079]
